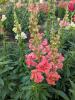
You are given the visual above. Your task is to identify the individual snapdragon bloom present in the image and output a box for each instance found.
[13,27,17,33]
[25,52,37,68]
[1,15,7,22]
[28,3,39,13]
[15,32,27,40]
[21,32,27,39]
[15,1,23,8]
[36,56,52,75]
[46,72,61,85]
[30,69,44,83]
[59,20,70,27]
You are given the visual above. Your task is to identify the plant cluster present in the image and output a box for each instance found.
[0,0,75,100]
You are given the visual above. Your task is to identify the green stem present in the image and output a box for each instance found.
[3,31,7,56]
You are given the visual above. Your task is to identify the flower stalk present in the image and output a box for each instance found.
[25,1,64,86]
[13,3,26,67]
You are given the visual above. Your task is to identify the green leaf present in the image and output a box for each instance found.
[69,80,75,100]
[0,78,4,87]
[0,61,11,65]
[49,87,70,100]
[0,66,13,75]
[55,90,70,100]
[40,93,47,100]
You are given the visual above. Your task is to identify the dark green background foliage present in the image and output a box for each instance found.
[3,5,29,35]
[15,7,29,33]
[38,11,47,25]
[55,8,66,19]
[4,4,14,33]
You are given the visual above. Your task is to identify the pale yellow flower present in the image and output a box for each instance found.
[21,32,27,39]
[13,27,17,33]
[15,32,27,40]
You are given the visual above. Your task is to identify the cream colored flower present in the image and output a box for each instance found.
[15,34,19,40]
[21,32,27,39]
[70,22,75,27]
[15,32,27,40]
[1,15,7,22]
[57,18,60,22]
[13,27,17,33]
[40,0,44,3]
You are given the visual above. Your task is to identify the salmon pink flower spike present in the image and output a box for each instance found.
[26,1,64,85]
[25,32,64,85]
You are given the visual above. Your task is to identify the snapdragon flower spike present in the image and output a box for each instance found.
[25,32,64,85]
